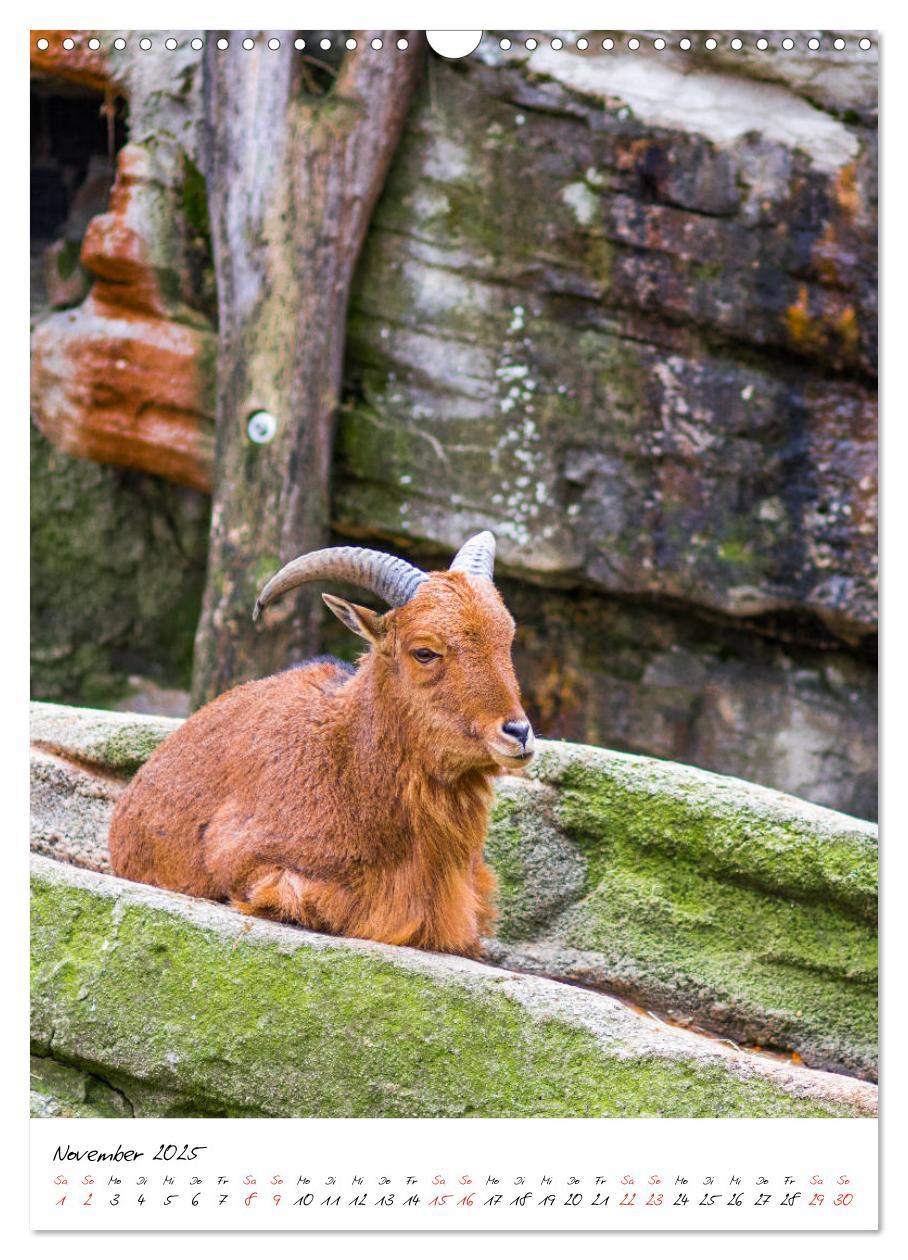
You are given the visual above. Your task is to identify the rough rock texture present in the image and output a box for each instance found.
[31,140,216,490]
[32,701,180,774]
[485,743,877,1080]
[31,856,876,1118]
[693,31,878,123]
[332,33,878,815]
[338,38,877,636]
[30,702,877,1082]
[32,30,109,92]
[30,34,214,704]
[29,32,877,816]
[31,1054,134,1119]
[31,34,216,490]
[30,703,181,870]
[41,155,114,309]
[489,576,875,819]
[31,750,118,873]
[30,423,209,707]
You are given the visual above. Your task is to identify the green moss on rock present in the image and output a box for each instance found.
[30,1054,133,1119]
[30,424,210,707]
[181,154,210,243]
[540,745,877,918]
[485,781,587,939]
[55,239,81,282]
[31,702,181,776]
[102,725,173,775]
[29,704,878,1085]
[487,742,878,1078]
[30,858,875,1119]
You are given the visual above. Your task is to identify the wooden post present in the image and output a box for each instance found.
[192,30,422,706]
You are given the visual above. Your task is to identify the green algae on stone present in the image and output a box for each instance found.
[29,703,878,1080]
[30,1054,133,1119]
[102,725,173,776]
[552,861,877,1078]
[31,701,181,777]
[30,423,209,708]
[30,857,875,1119]
[486,740,878,1078]
[535,744,877,919]
[485,793,532,934]
[485,780,587,940]
[181,153,211,247]
[55,239,82,282]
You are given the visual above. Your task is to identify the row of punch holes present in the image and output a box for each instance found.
[35,34,875,54]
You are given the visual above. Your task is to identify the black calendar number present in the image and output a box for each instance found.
[152,1143,207,1162]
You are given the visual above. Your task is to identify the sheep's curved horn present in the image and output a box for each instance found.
[449,531,496,582]
[254,548,428,620]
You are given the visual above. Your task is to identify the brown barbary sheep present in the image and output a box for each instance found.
[108,532,535,956]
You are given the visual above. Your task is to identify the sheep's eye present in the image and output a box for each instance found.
[411,647,440,664]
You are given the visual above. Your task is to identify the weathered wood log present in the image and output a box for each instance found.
[191,31,423,705]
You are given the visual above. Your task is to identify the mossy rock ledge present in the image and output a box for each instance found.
[30,702,877,1116]
[31,857,875,1119]
[486,744,877,1081]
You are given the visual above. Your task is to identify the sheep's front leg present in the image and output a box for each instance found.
[231,864,345,934]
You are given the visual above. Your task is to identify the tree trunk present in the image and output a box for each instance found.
[191,30,422,706]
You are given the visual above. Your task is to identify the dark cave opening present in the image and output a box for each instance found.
[30,75,128,308]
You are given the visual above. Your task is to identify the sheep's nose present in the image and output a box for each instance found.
[502,719,531,748]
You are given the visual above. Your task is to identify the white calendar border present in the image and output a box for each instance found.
[8,0,903,1252]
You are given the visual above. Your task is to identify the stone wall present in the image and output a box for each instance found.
[334,37,878,817]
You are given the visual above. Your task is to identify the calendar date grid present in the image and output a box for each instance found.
[49,1157,859,1215]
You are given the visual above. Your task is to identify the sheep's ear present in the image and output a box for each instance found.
[322,594,384,645]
